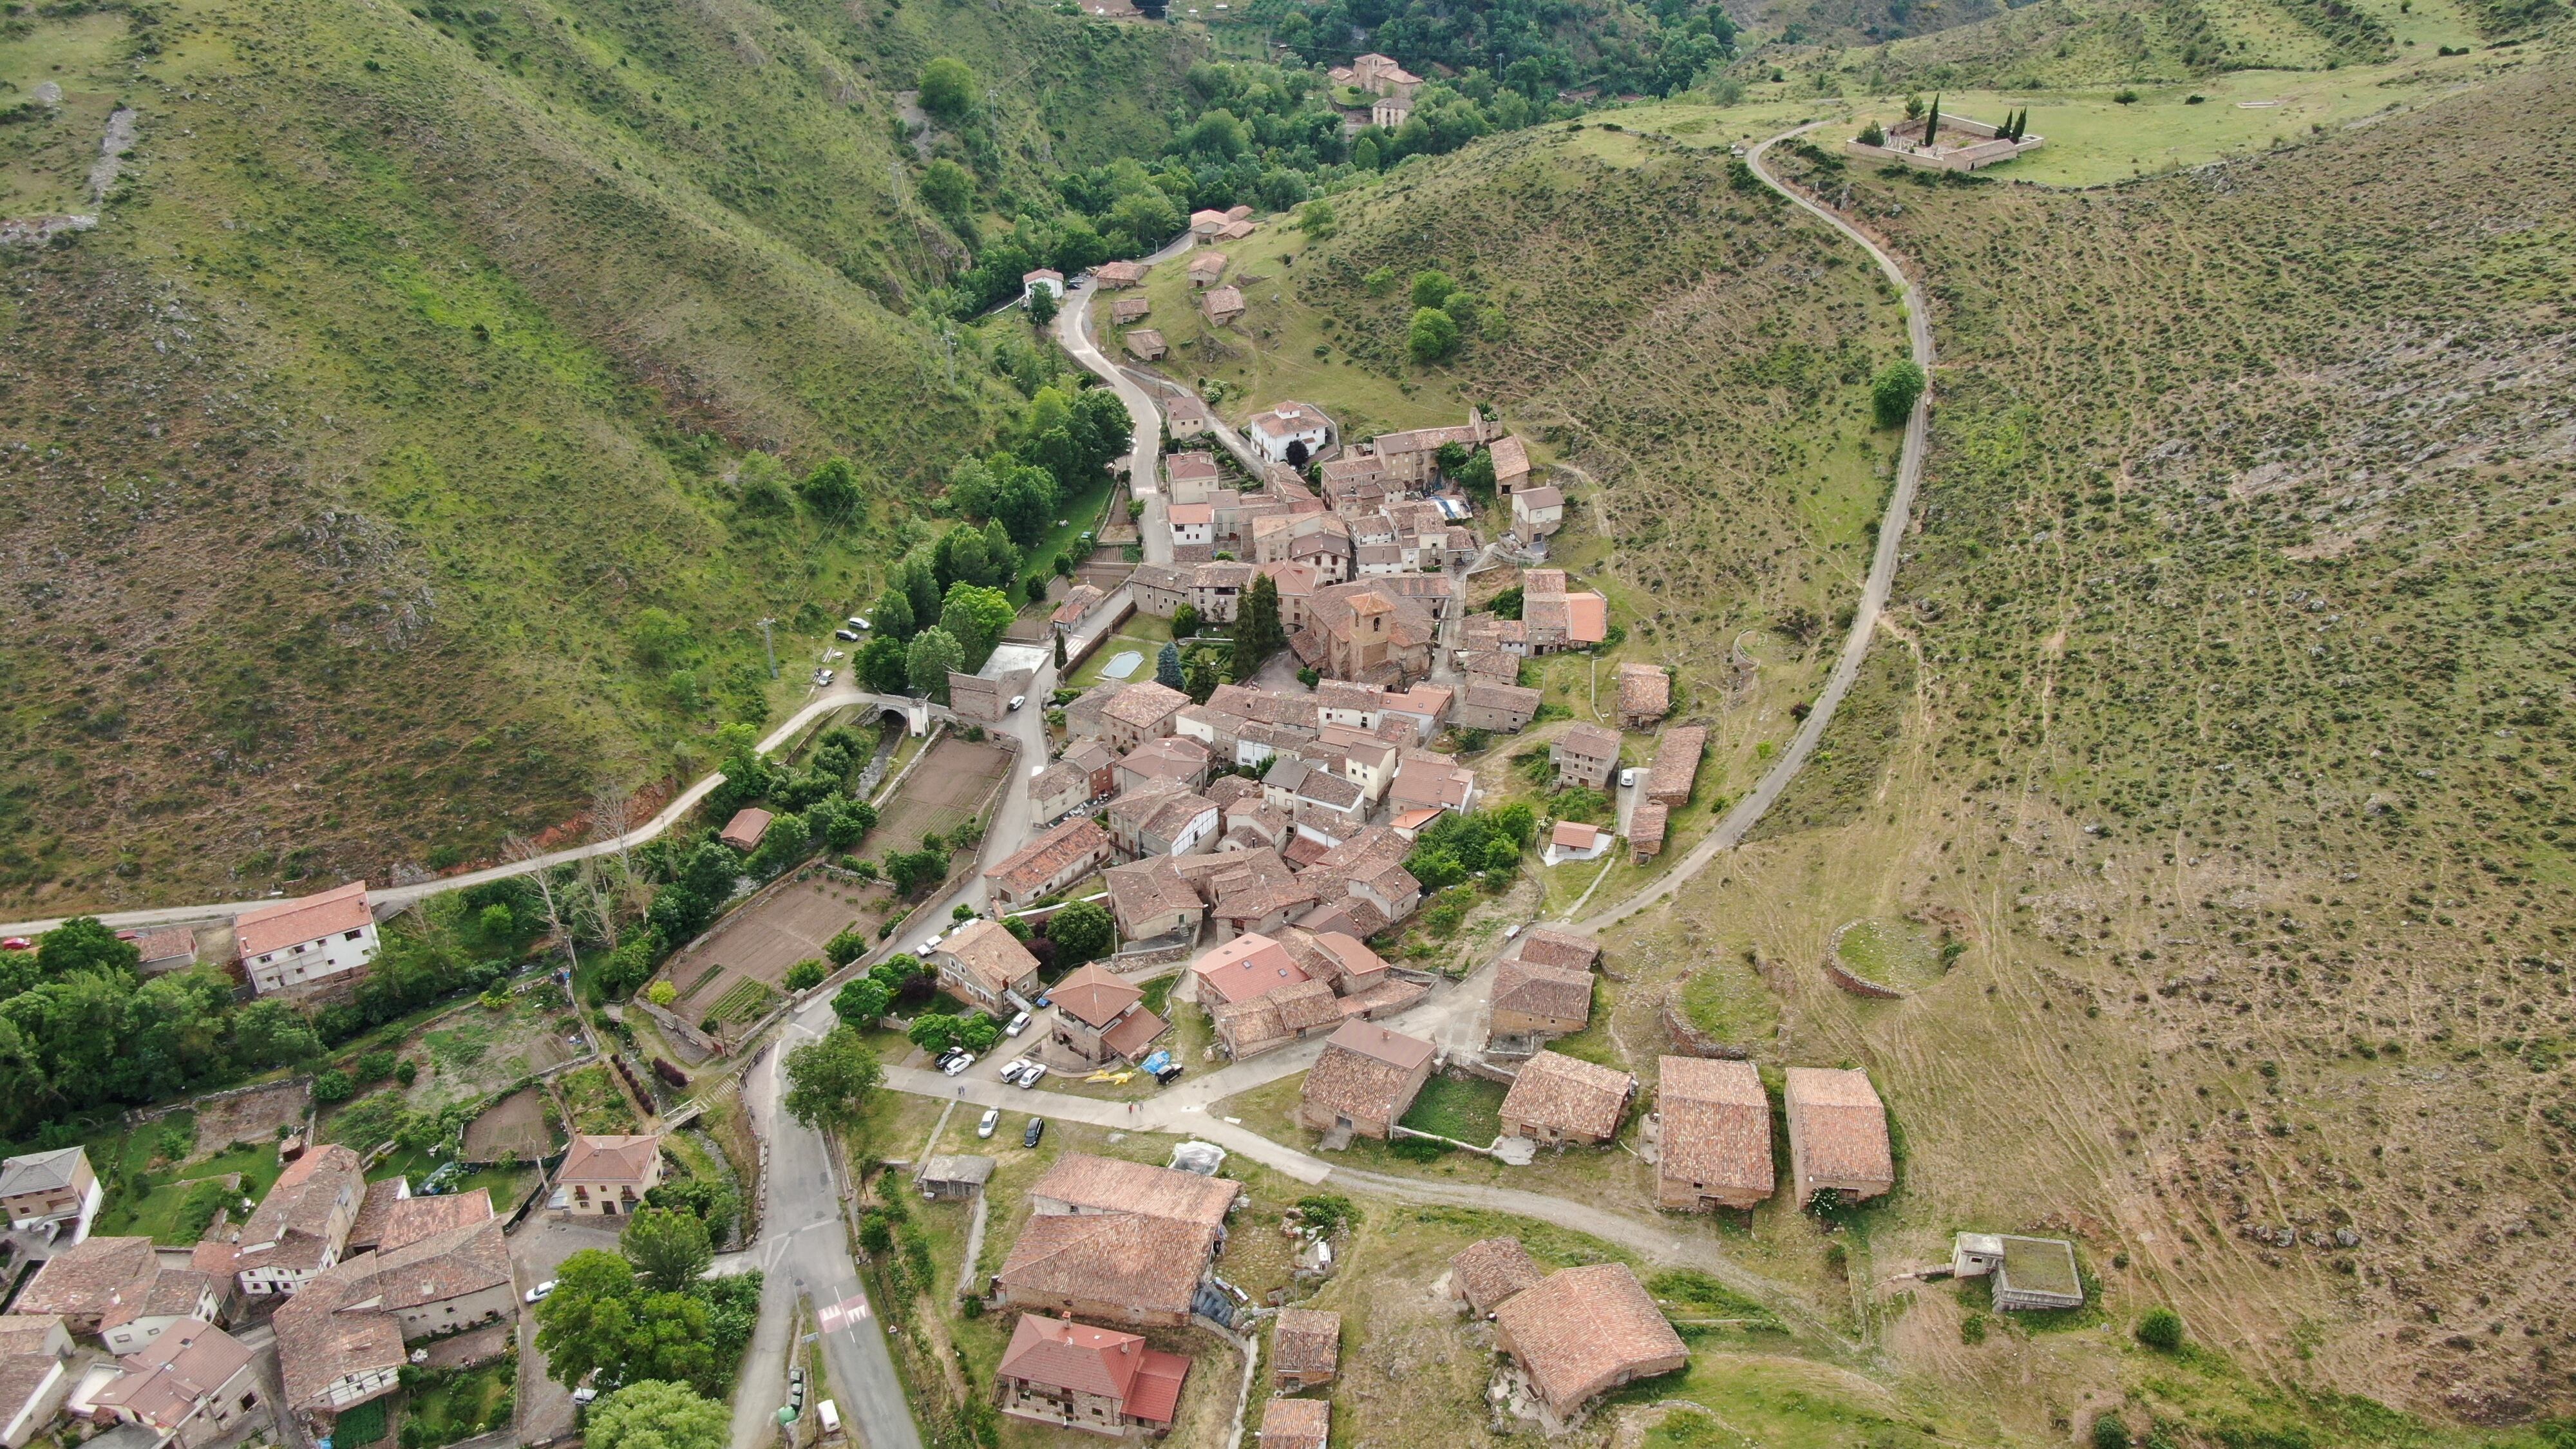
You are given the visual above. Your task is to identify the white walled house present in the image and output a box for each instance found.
[1168,502,1215,551]
[1245,402,1332,465]
[1023,269,1065,303]
[236,882,379,996]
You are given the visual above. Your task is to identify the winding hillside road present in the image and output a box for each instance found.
[1573,122,1934,934]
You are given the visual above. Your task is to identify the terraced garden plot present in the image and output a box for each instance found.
[406,998,582,1112]
[659,875,889,1029]
[460,1087,554,1164]
[555,1063,638,1135]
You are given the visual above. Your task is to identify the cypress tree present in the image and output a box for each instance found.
[1923,94,1942,148]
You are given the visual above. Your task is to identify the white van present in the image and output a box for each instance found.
[817,1401,842,1440]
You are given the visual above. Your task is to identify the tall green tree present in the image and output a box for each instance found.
[1872,360,1927,428]
[918,58,978,123]
[782,1025,884,1135]
[1155,641,1186,691]
[621,1208,714,1293]
[907,628,965,702]
[798,458,860,524]
[938,583,1017,672]
[533,1249,719,1392]
[585,1382,730,1449]
[1408,307,1460,363]
[1233,573,1286,675]
[1922,94,1942,147]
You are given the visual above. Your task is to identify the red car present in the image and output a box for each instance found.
[0,938,32,952]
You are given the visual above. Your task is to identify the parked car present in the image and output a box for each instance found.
[1502,923,1523,941]
[835,629,860,642]
[526,1280,557,1304]
[1153,1063,1184,1084]
[0,938,30,952]
[976,1108,1000,1139]
[847,616,869,630]
[997,1058,1030,1084]
[922,931,946,951]
[814,669,836,686]
[942,1052,977,1076]
[1618,768,1639,788]
[571,1387,598,1405]
[1005,1010,1032,1037]
[1008,694,1027,711]
[1017,1063,1048,1089]
[1022,1117,1045,1149]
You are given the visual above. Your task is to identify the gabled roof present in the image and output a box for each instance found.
[1257,1395,1331,1449]
[1187,933,1310,1006]
[1030,1153,1241,1227]
[97,1269,217,1334]
[19,1236,156,1318]
[92,1319,253,1430]
[1492,958,1593,1023]
[1654,1059,1772,1200]
[378,1188,495,1255]
[1554,722,1620,759]
[1498,1052,1633,1139]
[997,1313,1153,1400]
[1616,662,1672,719]
[234,1144,363,1274]
[559,1134,661,1186]
[938,919,1041,998]
[235,880,371,960]
[1785,1067,1893,1185]
[997,1212,1216,1320]
[1270,1306,1340,1376]
[1450,1236,1542,1315]
[1104,681,1191,729]
[1490,1263,1685,1415]
[986,817,1113,900]
[1301,1022,1434,1122]
[1050,963,1142,1030]
[1516,927,1601,972]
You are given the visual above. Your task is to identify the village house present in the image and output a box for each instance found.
[1182,932,1309,1007]
[994,1314,1191,1439]
[1486,957,1594,1056]
[227,1144,364,1296]
[1510,484,1564,540]
[556,1133,664,1218]
[1287,768,1367,845]
[1051,583,1110,636]
[1188,561,1256,623]
[1103,681,1191,752]
[1202,286,1245,326]
[1644,726,1706,806]
[1210,977,1342,1059]
[1295,1022,1435,1140]
[96,1269,225,1358]
[1450,1236,1543,1319]
[1269,1307,1340,1388]
[1454,679,1542,734]
[719,808,772,852]
[1369,93,1412,128]
[1387,755,1477,820]
[985,818,1116,911]
[1615,663,1672,728]
[1245,401,1331,464]
[1550,723,1622,791]
[1489,1264,1687,1430]
[1028,761,1093,826]
[273,1194,513,1421]
[1256,1397,1330,1449]
[1654,1057,1774,1211]
[916,1156,996,1203]
[86,1319,263,1449]
[1123,328,1167,362]
[1115,737,1213,796]
[1023,268,1065,304]
[1516,927,1602,973]
[1628,802,1668,865]
[1543,821,1607,866]
[1106,786,1221,858]
[135,927,198,976]
[1497,1051,1634,1146]
[1488,433,1531,495]
[1515,569,1609,656]
[994,1156,1240,1328]
[1349,52,1422,99]
[1047,963,1170,1068]
[1094,260,1146,289]
[934,920,1043,1014]
[1166,393,1215,439]
[1950,1234,2085,1311]
[0,1314,71,1449]
[1111,296,1151,323]
[1379,685,1454,741]
[1188,208,1229,241]
[236,881,379,998]
[1104,857,1205,943]
[0,1147,99,1245]
[1166,500,1212,549]
[1164,451,1222,506]
[1784,1067,1895,1208]
[16,1238,163,1334]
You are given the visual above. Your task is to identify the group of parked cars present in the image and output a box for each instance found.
[976,1106,1046,1148]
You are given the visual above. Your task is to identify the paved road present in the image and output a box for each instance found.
[1054,235,1193,570]
[1571,121,1935,936]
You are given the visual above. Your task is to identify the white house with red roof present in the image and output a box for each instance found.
[235,882,378,996]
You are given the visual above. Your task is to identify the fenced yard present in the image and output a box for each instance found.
[869,735,1012,850]
[660,875,888,1030]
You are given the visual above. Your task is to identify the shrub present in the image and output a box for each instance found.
[313,1070,355,1103]
[1872,360,1927,426]
[1960,1312,1987,1345]
[2091,1414,2130,1449]
[2136,1307,2184,1351]
[1407,307,1460,363]
[645,981,677,1007]
[356,1050,396,1081]
[784,960,828,992]
[395,1059,419,1086]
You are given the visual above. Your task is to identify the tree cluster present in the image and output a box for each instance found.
[533,1237,761,1397]
[1402,803,1535,891]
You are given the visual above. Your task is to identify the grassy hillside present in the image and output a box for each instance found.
[0,0,1194,909]
[1613,48,2576,1430]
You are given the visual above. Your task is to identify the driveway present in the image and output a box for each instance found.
[509,1217,623,1443]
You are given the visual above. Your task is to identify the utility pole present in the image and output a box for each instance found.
[757,618,778,679]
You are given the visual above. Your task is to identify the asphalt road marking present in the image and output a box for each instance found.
[817,1293,873,1334]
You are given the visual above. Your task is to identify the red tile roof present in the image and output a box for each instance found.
[235,880,371,961]
[1491,1263,1686,1416]
[1658,1057,1773,1202]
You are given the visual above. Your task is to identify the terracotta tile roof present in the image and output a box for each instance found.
[1188,250,1228,279]
[1301,1022,1433,1122]
[1498,1052,1633,1139]
[92,1318,254,1432]
[1095,260,1146,286]
[1450,1236,1542,1316]
[1645,726,1707,803]
[1214,878,1318,927]
[1388,757,1473,811]
[345,1177,409,1253]
[1269,1307,1340,1377]
[996,1314,1153,1401]
[939,920,1042,1000]
[996,1212,1217,1320]
[1555,723,1620,761]
[1100,1008,1171,1062]
[1658,1057,1773,1202]
[1111,297,1151,323]
[1785,1067,1893,1186]
[235,880,371,960]
[559,1134,661,1186]
[356,1216,511,1311]
[1492,958,1593,1025]
[1549,821,1602,851]
[135,928,197,966]
[1516,927,1601,972]
[1490,1263,1685,1416]
[1183,932,1299,1003]
[1209,994,1289,1055]
[272,1265,404,1412]
[97,1269,216,1334]
[1514,484,1564,510]
[0,1317,62,1358]
[378,1187,494,1254]
[1030,1153,1241,1227]
[1335,976,1426,1019]
[1125,1348,1191,1425]
[718,807,773,852]
[1300,930,1387,987]
[1104,681,1190,730]
[1256,1396,1330,1449]
[987,818,1112,903]
[1616,663,1671,720]
[1050,963,1143,1030]
[1563,591,1609,644]
[1104,857,1204,936]
[0,1354,61,1431]
[1461,679,1540,716]
[1628,801,1669,853]
[1490,435,1530,478]
[1203,285,1245,317]
[1120,737,1211,784]
[234,1144,363,1275]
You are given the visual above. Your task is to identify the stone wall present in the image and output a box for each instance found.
[1658,991,1752,1059]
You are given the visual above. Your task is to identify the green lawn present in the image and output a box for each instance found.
[1065,626,1176,690]
[402,1361,515,1447]
[89,1139,292,1245]
[1396,1074,1507,1144]
[1028,470,1116,579]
